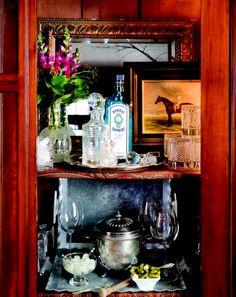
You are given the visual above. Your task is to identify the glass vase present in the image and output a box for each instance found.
[38,102,72,163]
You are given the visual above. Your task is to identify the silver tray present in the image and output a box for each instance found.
[46,255,186,293]
[64,154,165,172]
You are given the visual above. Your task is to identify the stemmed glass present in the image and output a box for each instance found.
[150,205,179,282]
[140,201,158,238]
[58,199,83,254]
[62,250,97,288]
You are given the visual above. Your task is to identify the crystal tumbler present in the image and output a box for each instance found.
[164,132,183,161]
[181,105,201,135]
[167,135,193,168]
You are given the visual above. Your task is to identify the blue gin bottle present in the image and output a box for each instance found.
[105,74,132,159]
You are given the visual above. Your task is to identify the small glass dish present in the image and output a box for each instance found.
[131,275,161,291]
[62,251,97,288]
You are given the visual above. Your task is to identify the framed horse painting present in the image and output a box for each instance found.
[124,62,200,151]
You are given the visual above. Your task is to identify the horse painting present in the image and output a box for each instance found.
[155,95,192,127]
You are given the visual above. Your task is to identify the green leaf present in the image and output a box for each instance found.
[74,88,89,99]
[45,75,70,96]
[51,75,69,87]
[72,78,84,86]
[52,85,65,95]
[56,93,73,103]
[37,94,43,104]
[53,94,75,105]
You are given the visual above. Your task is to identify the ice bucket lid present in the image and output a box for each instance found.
[94,212,140,239]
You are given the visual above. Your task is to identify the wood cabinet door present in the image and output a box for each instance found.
[0,0,37,297]
[201,0,232,296]
[0,0,233,296]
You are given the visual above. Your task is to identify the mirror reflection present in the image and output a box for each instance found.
[38,19,197,96]
[37,19,198,154]
[71,38,175,67]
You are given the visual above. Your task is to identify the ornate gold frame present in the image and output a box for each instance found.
[38,19,198,62]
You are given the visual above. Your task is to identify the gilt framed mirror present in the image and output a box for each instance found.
[38,19,198,63]
[38,19,199,150]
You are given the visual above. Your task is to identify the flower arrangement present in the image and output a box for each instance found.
[37,27,97,109]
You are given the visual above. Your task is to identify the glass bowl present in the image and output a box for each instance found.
[62,251,97,287]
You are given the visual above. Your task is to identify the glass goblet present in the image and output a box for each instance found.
[150,206,179,282]
[58,200,82,253]
[141,200,158,235]
[63,251,97,288]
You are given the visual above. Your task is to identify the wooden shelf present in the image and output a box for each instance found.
[38,291,191,297]
[37,163,200,180]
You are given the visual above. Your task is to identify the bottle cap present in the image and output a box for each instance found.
[116,74,125,81]
[87,93,104,110]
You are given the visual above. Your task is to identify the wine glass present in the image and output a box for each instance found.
[140,199,166,246]
[150,206,179,282]
[58,199,83,254]
[141,200,158,235]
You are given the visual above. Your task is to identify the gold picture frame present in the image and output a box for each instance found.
[125,62,200,150]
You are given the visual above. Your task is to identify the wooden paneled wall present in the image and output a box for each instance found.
[37,0,200,20]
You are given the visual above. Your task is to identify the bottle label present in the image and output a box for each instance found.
[108,103,129,157]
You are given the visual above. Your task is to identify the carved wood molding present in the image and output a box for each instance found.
[37,164,200,179]
[38,19,198,62]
